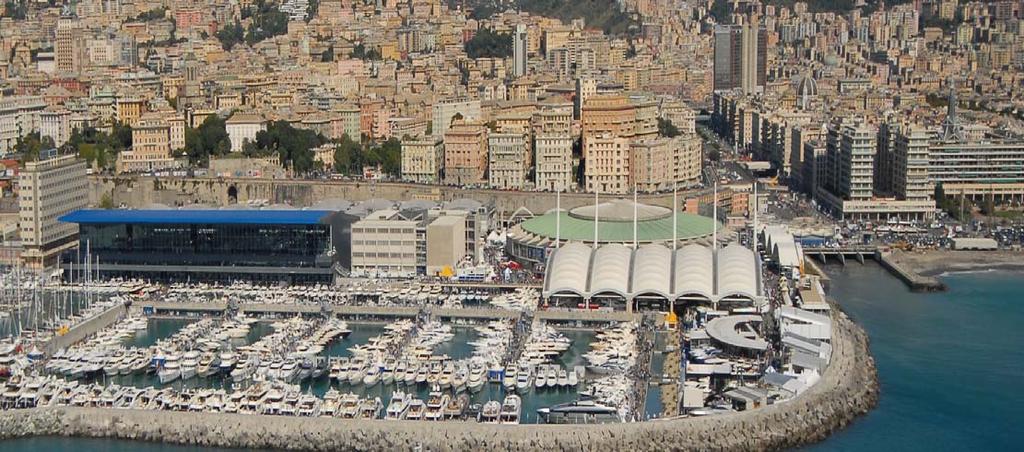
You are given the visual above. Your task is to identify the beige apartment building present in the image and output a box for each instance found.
[584,134,632,194]
[443,121,488,185]
[534,133,574,192]
[631,136,703,193]
[119,114,175,173]
[19,153,88,269]
[488,132,530,190]
[401,137,444,183]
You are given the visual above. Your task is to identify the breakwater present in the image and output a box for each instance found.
[0,310,877,451]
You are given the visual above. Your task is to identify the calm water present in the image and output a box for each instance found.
[5,266,1022,450]
[804,265,1024,451]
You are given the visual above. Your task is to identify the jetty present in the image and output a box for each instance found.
[801,246,947,292]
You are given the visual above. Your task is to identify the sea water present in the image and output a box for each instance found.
[5,265,1022,450]
[803,264,1024,451]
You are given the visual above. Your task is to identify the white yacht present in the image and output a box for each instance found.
[180,351,200,380]
[158,355,181,384]
[500,394,522,424]
[385,391,410,420]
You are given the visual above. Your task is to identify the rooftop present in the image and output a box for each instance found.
[59,209,332,225]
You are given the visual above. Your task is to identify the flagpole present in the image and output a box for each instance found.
[555,190,561,249]
[633,184,638,249]
[672,181,677,250]
[712,180,718,251]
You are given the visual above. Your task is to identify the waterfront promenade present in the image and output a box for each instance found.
[0,308,877,451]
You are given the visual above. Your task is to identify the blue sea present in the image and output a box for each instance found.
[3,265,1023,451]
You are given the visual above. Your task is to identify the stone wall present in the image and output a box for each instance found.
[89,176,724,215]
[0,311,878,451]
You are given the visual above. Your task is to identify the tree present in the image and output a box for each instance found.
[246,120,327,173]
[365,137,402,176]
[306,0,320,21]
[465,28,512,59]
[216,21,245,51]
[15,132,52,162]
[99,192,115,209]
[350,43,380,61]
[333,134,363,174]
[658,118,681,138]
[322,44,335,62]
[184,115,231,165]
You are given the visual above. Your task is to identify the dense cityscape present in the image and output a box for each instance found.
[0,0,1021,450]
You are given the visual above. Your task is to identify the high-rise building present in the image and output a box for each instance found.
[513,24,528,78]
[55,18,86,74]
[713,24,767,93]
[19,152,88,269]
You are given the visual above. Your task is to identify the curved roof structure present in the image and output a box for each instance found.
[673,244,714,299]
[631,245,672,298]
[544,242,592,296]
[717,244,758,299]
[541,242,763,303]
[589,244,632,297]
[570,200,671,222]
[706,315,769,351]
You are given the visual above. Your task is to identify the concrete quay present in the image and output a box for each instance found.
[0,309,878,451]
[46,304,125,354]
[875,251,947,292]
[139,300,635,324]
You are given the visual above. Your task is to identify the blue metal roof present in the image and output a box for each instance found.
[59,209,332,225]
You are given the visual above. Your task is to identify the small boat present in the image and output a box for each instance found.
[358,397,383,419]
[424,388,448,421]
[158,355,181,384]
[500,394,522,424]
[403,398,425,420]
[516,365,532,391]
[363,364,381,387]
[339,393,361,419]
[478,400,501,423]
[385,391,410,420]
[467,363,485,393]
[443,393,469,419]
[502,366,518,390]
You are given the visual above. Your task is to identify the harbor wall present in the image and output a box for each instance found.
[46,304,125,353]
[0,310,878,451]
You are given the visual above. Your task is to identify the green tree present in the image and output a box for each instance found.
[465,28,512,59]
[333,134,363,174]
[322,44,335,62]
[183,115,231,165]
[365,137,402,176]
[99,192,115,209]
[658,118,680,138]
[246,120,327,173]
[216,20,245,50]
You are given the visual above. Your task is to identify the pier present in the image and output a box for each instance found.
[875,251,947,292]
[802,246,947,292]
[46,303,125,354]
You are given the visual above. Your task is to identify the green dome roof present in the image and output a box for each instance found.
[519,206,717,243]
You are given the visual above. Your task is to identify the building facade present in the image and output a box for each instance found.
[19,153,88,268]
[401,137,444,183]
[443,121,488,185]
[488,132,529,190]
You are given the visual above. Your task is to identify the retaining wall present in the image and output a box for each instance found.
[0,310,877,451]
